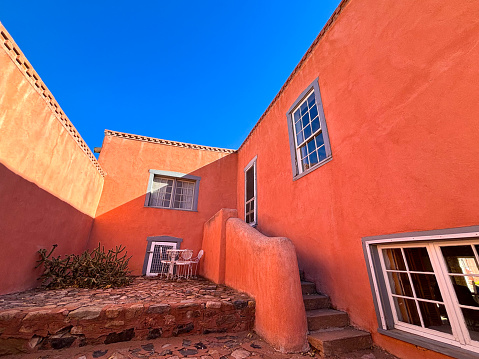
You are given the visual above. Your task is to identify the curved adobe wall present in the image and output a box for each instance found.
[235,0,479,358]
[224,218,308,353]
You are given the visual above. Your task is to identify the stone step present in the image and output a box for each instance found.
[303,294,330,310]
[301,281,316,295]
[308,327,372,357]
[306,309,349,331]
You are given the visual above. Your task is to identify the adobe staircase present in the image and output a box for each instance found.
[300,271,372,357]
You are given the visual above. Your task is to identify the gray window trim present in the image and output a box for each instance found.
[244,156,258,227]
[144,169,201,212]
[142,235,183,275]
[362,225,479,359]
[286,78,332,180]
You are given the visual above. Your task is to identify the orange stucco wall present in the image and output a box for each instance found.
[0,30,104,294]
[201,208,238,284]
[235,0,479,358]
[89,134,237,275]
[223,217,308,353]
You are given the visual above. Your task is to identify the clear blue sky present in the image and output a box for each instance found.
[1,1,341,152]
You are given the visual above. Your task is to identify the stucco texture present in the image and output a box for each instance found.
[235,0,479,358]
[0,46,104,294]
[89,135,237,275]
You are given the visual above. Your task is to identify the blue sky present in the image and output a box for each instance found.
[1,1,340,152]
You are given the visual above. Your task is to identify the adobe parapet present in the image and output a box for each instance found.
[105,129,236,154]
[0,22,106,177]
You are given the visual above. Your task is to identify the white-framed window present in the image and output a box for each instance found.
[363,226,479,357]
[286,79,332,180]
[244,156,257,226]
[145,241,177,276]
[144,170,200,211]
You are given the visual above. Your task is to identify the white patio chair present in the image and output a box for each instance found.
[175,249,193,279]
[189,249,204,278]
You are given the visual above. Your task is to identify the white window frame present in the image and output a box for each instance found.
[363,226,479,358]
[286,78,332,180]
[144,169,200,212]
[145,241,178,276]
[244,156,257,226]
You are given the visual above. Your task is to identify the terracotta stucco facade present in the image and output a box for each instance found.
[0,24,104,295]
[1,0,479,357]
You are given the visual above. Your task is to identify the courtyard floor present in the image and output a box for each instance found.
[0,278,398,359]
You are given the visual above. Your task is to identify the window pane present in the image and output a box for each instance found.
[411,273,443,301]
[310,105,318,119]
[301,155,310,170]
[387,272,413,297]
[294,110,300,122]
[419,301,452,334]
[315,133,324,148]
[300,101,308,116]
[297,131,304,145]
[311,118,320,133]
[295,120,302,133]
[300,146,308,158]
[394,297,421,326]
[449,275,479,307]
[442,245,479,274]
[307,93,315,106]
[383,248,406,270]
[302,113,310,128]
[404,247,433,272]
[309,152,319,167]
[307,138,316,154]
[246,167,255,201]
[245,202,250,212]
[304,124,312,140]
[461,308,479,341]
[317,145,327,161]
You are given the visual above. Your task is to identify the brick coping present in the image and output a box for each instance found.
[105,130,235,154]
[0,22,105,177]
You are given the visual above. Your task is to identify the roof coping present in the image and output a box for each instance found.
[104,130,236,154]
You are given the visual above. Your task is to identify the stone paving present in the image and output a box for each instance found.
[2,331,399,359]
[0,277,255,356]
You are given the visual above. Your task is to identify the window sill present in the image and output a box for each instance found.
[144,205,198,212]
[293,155,332,181]
[378,328,478,359]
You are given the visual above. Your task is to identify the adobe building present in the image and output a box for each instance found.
[1,0,479,358]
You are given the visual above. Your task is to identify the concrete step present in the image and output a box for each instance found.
[308,327,372,357]
[306,309,349,331]
[301,281,316,295]
[303,294,330,310]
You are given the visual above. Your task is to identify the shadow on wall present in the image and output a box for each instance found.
[0,162,93,295]
[88,153,238,276]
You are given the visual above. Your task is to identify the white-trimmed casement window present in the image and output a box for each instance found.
[244,156,257,226]
[144,170,200,211]
[363,226,479,358]
[286,78,332,179]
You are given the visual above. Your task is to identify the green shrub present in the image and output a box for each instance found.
[36,244,133,289]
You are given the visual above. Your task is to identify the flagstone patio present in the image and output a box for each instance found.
[0,277,255,356]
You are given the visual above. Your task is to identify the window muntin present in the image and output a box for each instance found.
[293,91,328,172]
[145,170,200,211]
[149,175,195,210]
[286,79,332,179]
[244,157,257,226]
[378,240,479,352]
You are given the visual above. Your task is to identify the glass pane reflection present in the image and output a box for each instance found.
[394,297,421,326]
[419,301,452,334]
[387,272,413,297]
